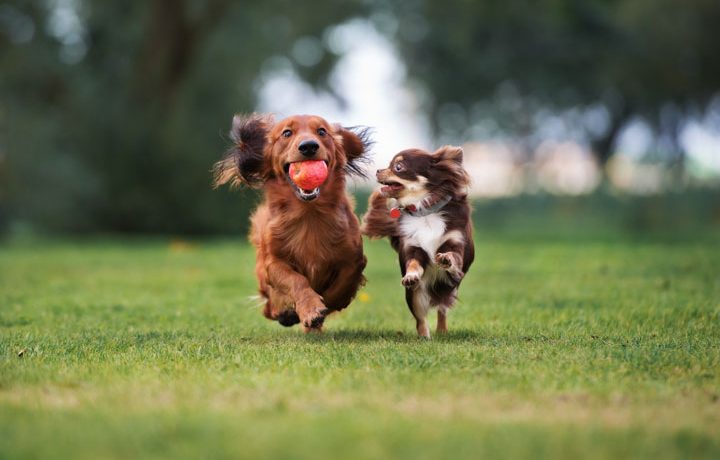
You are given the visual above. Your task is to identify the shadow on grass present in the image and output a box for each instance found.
[311,328,489,343]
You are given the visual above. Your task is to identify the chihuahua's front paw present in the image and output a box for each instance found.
[435,252,464,283]
[435,252,454,269]
[402,272,421,288]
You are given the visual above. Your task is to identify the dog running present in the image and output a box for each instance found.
[213,113,372,332]
[361,146,474,338]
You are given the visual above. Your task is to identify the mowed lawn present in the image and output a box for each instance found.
[1,233,719,459]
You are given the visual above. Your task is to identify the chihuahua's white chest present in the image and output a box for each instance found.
[399,213,447,258]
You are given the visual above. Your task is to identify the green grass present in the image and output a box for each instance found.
[1,232,719,459]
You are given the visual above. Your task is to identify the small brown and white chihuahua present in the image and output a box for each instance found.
[361,146,474,338]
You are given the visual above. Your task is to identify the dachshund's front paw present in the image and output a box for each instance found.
[303,308,328,331]
[297,293,328,332]
[277,310,300,327]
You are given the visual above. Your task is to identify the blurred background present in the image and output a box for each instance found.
[1,0,719,238]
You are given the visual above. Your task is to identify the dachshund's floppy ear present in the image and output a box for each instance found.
[335,125,374,178]
[213,113,273,189]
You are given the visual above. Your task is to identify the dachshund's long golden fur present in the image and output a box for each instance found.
[214,114,372,332]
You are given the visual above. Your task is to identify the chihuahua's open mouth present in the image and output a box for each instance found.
[379,180,404,196]
[283,161,328,202]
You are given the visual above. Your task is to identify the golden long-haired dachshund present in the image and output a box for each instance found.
[214,113,372,332]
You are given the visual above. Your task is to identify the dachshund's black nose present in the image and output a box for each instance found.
[298,139,319,157]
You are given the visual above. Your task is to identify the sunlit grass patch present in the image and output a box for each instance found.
[1,235,719,459]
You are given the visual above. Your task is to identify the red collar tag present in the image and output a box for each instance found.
[389,208,401,219]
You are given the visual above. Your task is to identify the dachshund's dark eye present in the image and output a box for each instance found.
[394,162,405,172]
[317,127,327,136]
[282,129,292,138]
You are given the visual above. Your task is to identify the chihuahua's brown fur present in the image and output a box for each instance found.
[362,146,474,338]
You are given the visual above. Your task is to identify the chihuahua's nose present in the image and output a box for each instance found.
[298,139,319,157]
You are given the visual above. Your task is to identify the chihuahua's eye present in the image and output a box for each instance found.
[317,127,327,136]
[394,162,405,172]
[282,129,292,138]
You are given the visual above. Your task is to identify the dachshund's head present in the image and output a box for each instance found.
[213,113,372,202]
[376,146,469,207]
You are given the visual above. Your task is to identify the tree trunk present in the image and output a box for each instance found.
[591,105,632,180]
[133,0,229,110]
[133,0,194,109]
[666,122,686,188]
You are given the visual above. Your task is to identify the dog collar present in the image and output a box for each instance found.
[390,194,452,218]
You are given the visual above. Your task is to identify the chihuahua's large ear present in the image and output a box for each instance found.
[433,145,463,165]
[335,125,374,178]
[432,145,469,193]
[212,113,273,189]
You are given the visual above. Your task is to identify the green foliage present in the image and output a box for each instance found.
[1,0,718,234]
[0,0,368,234]
[379,0,720,162]
[1,224,719,458]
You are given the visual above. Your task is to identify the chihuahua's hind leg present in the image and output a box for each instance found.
[436,287,458,334]
[406,285,432,339]
[437,307,448,334]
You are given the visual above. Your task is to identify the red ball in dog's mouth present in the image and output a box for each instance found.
[288,160,328,191]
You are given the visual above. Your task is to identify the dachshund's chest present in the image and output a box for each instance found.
[280,216,354,266]
[284,221,356,288]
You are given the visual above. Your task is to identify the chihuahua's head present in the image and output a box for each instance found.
[376,146,469,207]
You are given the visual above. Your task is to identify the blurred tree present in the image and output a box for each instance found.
[376,0,720,174]
[0,0,367,234]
